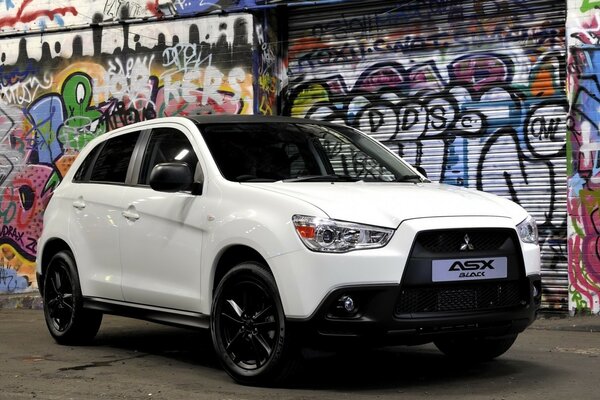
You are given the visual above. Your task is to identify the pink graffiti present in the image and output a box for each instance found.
[157,88,243,116]
[450,55,510,92]
[569,235,599,308]
[360,67,404,92]
[0,165,54,260]
[575,14,600,45]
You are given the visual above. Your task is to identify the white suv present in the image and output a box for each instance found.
[37,116,541,385]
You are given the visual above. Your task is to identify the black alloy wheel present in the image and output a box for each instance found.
[211,262,298,385]
[45,260,75,333]
[43,250,102,345]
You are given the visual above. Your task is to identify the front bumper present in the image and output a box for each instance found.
[288,274,541,348]
[271,216,541,319]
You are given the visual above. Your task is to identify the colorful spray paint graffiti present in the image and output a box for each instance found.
[0,0,77,31]
[254,11,280,116]
[285,0,568,309]
[0,0,341,34]
[566,1,600,314]
[0,13,254,293]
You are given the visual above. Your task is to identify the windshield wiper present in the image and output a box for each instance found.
[283,174,361,182]
[395,174,426,183]
[236,175,277,182]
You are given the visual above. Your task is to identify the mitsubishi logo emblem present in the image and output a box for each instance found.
[460,234,475,251]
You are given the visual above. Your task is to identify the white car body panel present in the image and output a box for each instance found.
[65,183,126,300]
[119,187,206,311]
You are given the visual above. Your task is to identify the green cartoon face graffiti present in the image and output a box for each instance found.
[60,72,105,150]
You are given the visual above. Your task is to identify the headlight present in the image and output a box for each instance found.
[292,215,394,253]
[517,215,538,244]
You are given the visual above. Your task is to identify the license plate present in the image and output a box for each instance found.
[432,257,507,282]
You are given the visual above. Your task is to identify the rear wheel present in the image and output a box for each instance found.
[434,333,518,361]
[211,262,298,385]
[43,250,102,345]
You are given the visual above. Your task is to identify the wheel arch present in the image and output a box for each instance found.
[38,238,72,295]
[211,245,272,294]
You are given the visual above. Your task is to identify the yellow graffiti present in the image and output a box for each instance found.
[54,62,107,100]
[0,244,36,289]
[582,264,600,291]
[290,83,329,118]
[259,95,273,115]
[259,74,276,93]
[580,188,600,216]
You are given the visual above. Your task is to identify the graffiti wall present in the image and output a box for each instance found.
[285,0,568,310]
[0,0,340,34]
[567,0,600,314]
[0,13,255,293]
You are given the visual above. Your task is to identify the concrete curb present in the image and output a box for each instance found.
[0,292,43,310]
[531,314,600,333]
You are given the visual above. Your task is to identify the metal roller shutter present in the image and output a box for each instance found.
[285,0,567,311]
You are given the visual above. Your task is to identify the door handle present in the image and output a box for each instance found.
[72,198,86,210]
[122,208,140,222]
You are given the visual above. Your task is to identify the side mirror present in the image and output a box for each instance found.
[150,162,193,193]
[414,165,428,178]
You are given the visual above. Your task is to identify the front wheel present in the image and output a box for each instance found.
[210,262,298,386]
[43,250,102,345]
[434,333,518,361]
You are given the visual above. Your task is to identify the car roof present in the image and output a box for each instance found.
[100,115,341,142]
[188,114,334,126]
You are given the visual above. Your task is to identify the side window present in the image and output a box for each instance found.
[89,132,140,184]
[139,128,199,187]
[73,143,102,183]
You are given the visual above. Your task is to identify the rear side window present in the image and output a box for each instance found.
[89,132,140,184]
[73,144,102,183]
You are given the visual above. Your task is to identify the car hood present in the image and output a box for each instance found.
[245,181,528,228]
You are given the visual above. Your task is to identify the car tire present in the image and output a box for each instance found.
[211,262,299,386]
[42,250,102,345]
[434,333,518,361]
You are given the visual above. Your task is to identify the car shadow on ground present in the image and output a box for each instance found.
[291,347,529,391]
[91,317,556,391]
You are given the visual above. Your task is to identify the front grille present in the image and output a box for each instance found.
[416,229,512,253]
[395,281,524,315]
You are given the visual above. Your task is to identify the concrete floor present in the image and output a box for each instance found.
[0,309,599,399]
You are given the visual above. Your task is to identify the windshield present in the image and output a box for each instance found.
[199,122,423,183]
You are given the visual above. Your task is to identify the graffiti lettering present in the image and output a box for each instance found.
[105,55,154,105]
[104,0,146,19]
[0,225,24,245]
[0,267,17,292]
[162,43,212,74]
[0,73,53,106]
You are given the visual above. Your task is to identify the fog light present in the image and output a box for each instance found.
[533,285,539,298]
[339,295,355,313]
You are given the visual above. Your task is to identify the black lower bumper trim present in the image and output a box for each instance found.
[288,275,541,348]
